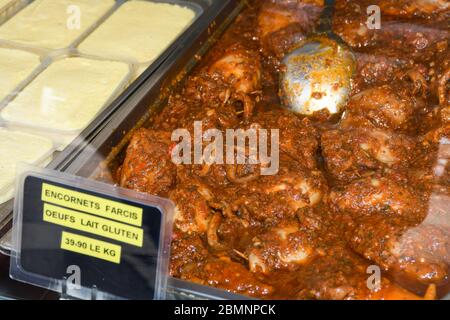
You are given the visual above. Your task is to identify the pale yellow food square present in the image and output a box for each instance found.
[1,57,129,132]
[0,0,12,10]
[0,129,53,194]
[78,0,196,63]
[0,0,115,49]
[0,48,40,101]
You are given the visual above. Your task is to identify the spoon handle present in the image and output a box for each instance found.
[316,0,336,35]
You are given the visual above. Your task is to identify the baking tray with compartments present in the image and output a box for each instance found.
[0,0,208,228]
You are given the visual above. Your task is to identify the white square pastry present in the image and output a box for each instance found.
[0,128,53,204]
[0,0,12,10]
[0,0,115,50]
[78,0,196,63]
[0,48,40,102]
[1,57,130,132]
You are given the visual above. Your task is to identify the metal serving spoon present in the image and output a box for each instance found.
[280,0,355,116]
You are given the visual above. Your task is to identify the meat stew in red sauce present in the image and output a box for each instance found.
[116,0,449,299]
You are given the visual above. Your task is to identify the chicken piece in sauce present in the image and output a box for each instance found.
[118,129,176,197]
[322,129,416,182]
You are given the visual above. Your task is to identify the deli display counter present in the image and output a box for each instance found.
[0,0,449,301]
